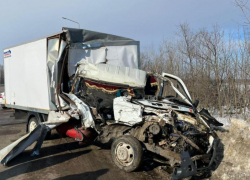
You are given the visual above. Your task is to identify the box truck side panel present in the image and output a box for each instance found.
[4,55,11,106]
[4,38,50,111]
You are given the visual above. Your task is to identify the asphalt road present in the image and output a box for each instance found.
[0,107,172,180]
[0,85,4,93]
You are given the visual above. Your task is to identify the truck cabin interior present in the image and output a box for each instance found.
[47,27,160,115]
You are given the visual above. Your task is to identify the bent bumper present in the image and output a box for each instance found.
[172,138,219,180]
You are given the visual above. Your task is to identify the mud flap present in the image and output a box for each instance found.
[172,151,197,180]
[0,124,49,165]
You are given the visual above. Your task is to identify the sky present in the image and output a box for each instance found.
[0,0,246,65]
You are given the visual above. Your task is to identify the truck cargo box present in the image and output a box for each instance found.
[4,38,52,113]
[3,28,140,114]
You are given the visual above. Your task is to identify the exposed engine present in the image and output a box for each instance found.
[65,72,222,180]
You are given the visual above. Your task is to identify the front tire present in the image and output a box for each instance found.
[111,135,143,172]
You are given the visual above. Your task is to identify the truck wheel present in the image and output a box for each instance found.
[28,116,51,139]
[28,117,39,132]
[111,136,143,172]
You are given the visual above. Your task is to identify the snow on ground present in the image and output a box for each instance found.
[209,118,250,180]
[213,107,250,127]
[215,116,232,126]
[215,114,250,127]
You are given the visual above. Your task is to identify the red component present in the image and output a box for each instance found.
[56,123,97,143]
[0,94,2,98]
[56,123,75,135]
[85,80,135,96]
[66,128,83,141]
[189,109,193,113]
[150,76,158,86]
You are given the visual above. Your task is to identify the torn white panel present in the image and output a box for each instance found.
[77,61,146,88]
[113,97,142,126]
[47,39,67,63]
[47,39,67,109]
[64,93,95,128]
[55,95,70,110]
[68,45,139,77]
[58,41,67,62]
[68,108,80,120]
[47,39,59,63]
[68,48,106,76]
[43,111,71,124]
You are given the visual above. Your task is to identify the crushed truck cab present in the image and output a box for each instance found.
[1,28,223,180]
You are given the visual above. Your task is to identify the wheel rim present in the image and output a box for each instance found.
[115,142,134,166]
[29,121,37,132]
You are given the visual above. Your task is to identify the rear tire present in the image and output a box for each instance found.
[28,117,39,132]
[1,105,7,109]
[111,135,143,172]
[28,116,51,139]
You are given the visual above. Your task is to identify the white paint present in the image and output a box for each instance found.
[113,96,142,126]
[44,111,71,124]
[47,39,67,109]
[4,38,51,110]
[106,45,139,68]
[77,61,146,88]
[162,72,192,103]
[207,135,214,153]
[137,99,192,113]
[68,45,139,77]
[64,93,95,128]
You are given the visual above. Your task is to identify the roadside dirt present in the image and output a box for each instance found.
[209,119,250,180]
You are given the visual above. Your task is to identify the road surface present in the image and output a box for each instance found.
[0,107,171,180]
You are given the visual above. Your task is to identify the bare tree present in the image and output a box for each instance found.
[140,22,250,120]
[235,0,250,25]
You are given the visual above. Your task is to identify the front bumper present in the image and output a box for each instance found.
[172,138,219,180]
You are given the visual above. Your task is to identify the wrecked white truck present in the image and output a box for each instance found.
[1,28,223,179]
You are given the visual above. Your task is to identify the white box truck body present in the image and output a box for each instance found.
[4,38,51,113]
[3,28,140,116]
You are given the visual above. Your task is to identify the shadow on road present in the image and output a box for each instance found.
[1,148,91,180]
[6,141,87,167]
[53,169,109,180]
